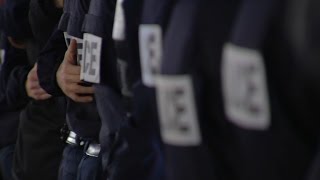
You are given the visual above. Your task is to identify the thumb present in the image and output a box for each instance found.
[66,39,78,64]
[29,65,39,80]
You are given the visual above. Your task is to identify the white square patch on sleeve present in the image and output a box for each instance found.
[221,43,270,130]
[139,24,162,87]
[156,75,201,146]
[82,33,102,83]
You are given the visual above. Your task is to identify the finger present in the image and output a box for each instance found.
[32,88,49,95]
[68,84,94,95]
[69,93,93,103]
[65,74,81,83]
[37,94,52,100]
[65,64,81,75]
[31,94,52,101]
[28,81,42,89]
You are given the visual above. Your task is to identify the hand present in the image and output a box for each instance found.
[57,39,94,103]
[26,64,52,100]
[54,0,64,8]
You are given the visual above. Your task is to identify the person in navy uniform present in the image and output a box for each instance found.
[37,0,102,179]
[80,0,166,179]
[81,0,119,179]
[1,0,67,179]
[80,0,168,179]
[0,1,26,180]
[0,3,29,180]
[0,40,29,180]
[154,0,227,179]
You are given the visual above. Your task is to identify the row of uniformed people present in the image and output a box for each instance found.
[37,0,164,179]
[0,0,320,180]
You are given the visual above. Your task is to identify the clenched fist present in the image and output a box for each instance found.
[26,64,52,100]
[56,39,94,103]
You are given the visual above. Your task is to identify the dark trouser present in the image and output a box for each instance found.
[306,141,320,180]
[58,144,102,180]
[12,99,66,180]
[94,83,164,180]
[0,145,15,180]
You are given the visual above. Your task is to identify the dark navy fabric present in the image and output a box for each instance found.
[94,83,164,180]
[0,41,30,149]
[3,0,32,40]
[58,145,102,180]
[67,0,91,38]
[285,0,320,179]
[0,41,30,113]
[231,0,279,49]
[66,101,101,139]
[284,0,320,141]
[58,145,83,180]
[95,83,164,180]
[307,140,320,180]
[140,0,175,30]
[29,0,62,48]
[58,0,73,32]
[77,151,102,180]
[0,144,14,180]
[82,0,116,39]
[37,27,66,96]
[13,99,66,180]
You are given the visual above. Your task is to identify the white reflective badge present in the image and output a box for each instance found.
[82,33,102,83]
[63,32,72,47]
[112,0,126,41]
[221,43,270,130]
[139,25,162,87]
[156,75,201,146]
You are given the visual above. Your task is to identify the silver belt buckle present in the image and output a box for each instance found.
[66,131,77,145]
[86,143,101,157]
[66,131,84,146]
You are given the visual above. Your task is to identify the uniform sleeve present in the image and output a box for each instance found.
[37,27,67,96]
[29,0,62,47]
[83,0,116,38]
[3,0,33,40]
[0,42,31,112]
